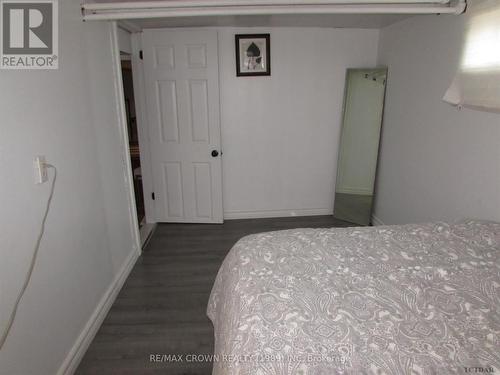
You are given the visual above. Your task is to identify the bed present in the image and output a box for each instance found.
[207,220,500,374]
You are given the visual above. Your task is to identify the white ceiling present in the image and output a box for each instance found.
[120,13,414,29]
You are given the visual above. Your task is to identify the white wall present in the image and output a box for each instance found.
[374,13,500,224]
[336,70,385,195]
[0,1,137,374]
[218,27,379,219]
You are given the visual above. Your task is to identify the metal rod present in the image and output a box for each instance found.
[82,0,466,21]
[83,3,466,21]
[82,0,452,11]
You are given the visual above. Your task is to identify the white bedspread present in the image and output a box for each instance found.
[207,221,500,374]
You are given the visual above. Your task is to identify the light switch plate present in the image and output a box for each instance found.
[34,156,48,184]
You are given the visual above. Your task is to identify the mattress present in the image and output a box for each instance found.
[207,220,500,374]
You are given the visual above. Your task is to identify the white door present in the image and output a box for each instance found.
[142,29,223,223]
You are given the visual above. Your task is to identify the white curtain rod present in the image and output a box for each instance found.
[82,0,466,21]
[83,0,452,11]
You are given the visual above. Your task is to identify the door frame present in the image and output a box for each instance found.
[109,21,151,254]
[115,22,158,226]
[112,25,226,226]
[129,31,157,225]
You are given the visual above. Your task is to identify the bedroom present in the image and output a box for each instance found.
[0,0,499,374]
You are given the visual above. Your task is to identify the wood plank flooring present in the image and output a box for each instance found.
[76,216,352,375]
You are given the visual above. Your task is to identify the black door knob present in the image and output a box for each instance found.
[211,150,219,157]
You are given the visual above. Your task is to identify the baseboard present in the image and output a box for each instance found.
[139,222,157,249]
[224,208,332,220]
[371,214,385,226]
[57,248,140,375]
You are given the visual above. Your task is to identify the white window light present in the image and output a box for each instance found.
[443,1,500,112]
[461,6,500,71]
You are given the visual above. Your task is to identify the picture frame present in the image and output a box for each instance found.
[235,34,271,77]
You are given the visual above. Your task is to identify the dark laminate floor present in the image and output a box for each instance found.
[76,216,352,375]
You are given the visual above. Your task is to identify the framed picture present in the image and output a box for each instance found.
[235,34,271,77]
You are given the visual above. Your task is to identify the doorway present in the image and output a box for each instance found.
[121,53,146,226]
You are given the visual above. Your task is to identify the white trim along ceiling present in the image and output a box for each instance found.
[82,0,466,21]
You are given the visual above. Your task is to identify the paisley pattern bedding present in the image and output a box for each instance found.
[207,220,500,375]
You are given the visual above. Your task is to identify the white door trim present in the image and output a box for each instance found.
[130,32,157,224]
[110,21,142,255]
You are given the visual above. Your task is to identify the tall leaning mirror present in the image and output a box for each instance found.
[333,68,387,226]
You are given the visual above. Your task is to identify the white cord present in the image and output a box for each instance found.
[0,164,57,350]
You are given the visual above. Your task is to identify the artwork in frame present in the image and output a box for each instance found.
[235,34,271,77]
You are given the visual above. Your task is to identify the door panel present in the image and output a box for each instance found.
[143,29,223,223]
[193,162,212,218]
[163,162,184,218]
[189,80,210,142]
[157,80,179,143]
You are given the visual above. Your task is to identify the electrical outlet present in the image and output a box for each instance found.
[34,156,48,184]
